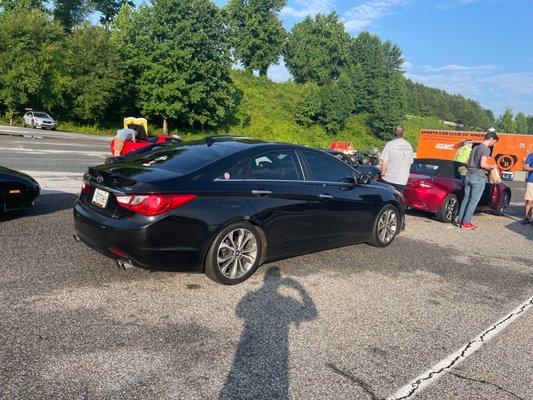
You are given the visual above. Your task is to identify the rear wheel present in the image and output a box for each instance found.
[493,191,510,216]
[205,222,263,285]
[436,194,459,223]
[31,120,36,129]
[367,205,400,247]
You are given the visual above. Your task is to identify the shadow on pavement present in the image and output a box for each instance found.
[0,191,77,221]
[505,220,533,241]
[219,267,318,400]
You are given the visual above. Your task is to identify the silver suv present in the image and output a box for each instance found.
[22,111,56,130]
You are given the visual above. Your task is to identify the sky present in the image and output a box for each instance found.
[143,0,533,116]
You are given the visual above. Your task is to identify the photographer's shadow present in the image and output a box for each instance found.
[219,267,318,400]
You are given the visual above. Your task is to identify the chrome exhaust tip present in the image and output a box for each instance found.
[116,259,135,270]
[73,234,82,242]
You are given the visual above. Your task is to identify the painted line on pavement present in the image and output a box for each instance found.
[386,296,533,400]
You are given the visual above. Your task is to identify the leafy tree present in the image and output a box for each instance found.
[285,13,351,85]
[318,83,352,134]
[53,0,89,31]
[515,112,528,133]
[136,0,236,129]
[60,23,126,123]
[91,0,133,26]
[527,115,533,134]
[293,84,321,126]
[0,10,64,124]
[342,63,368,113]
[0,0,44,11]
[368,73,406,139]
[497,108,515,133]
[225,0,286,76]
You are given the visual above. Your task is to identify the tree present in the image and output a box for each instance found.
[293,84,321,126]
[368,73,406,139]
[136,0,236,129]
[91,0,133,26]
[53,0,90,31]
[225,0,286,76]
[0,0,44,11]
[515,112,528,133]
[318,83,352,134]
[497,108,515,133]
[0,10,64,124]
[285,13,351,85]
[527,115,533,135]
[60,24,126,123]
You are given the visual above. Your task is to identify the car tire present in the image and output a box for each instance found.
[367,205,400,247]
[436,194,459,223]
[204,221,263,285]
[31,120,35,129]
[493,191,510,216]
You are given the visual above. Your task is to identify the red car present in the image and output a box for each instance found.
[110,135,181,156]
[403,158,512,223]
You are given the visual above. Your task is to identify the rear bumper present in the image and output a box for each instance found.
[73,202,207,272]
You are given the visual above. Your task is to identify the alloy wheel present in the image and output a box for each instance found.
[499,193,510,215]
[377,209,398,244]
[217,228,258,279]
[445,197,458,221]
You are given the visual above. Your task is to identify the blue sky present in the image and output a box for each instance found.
[147,0,533,116]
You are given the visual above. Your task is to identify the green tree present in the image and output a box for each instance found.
[225,0,286,76]
[53,0,89,31]
[515,112,528,133]
[318,83,352,134]
[0,0,44,11]
[527,115,533,134]
[293,84,321,126]
[136,0,236,129]
[0,10,64,124]
[368,73,406,139]
[60,24,126,123]
[497,108,515,133]
[91,0,133,26]
[285,13,351,85]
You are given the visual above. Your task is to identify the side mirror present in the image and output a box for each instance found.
[357,174,372,185]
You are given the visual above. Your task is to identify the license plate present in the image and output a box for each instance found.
[92,188,110,208]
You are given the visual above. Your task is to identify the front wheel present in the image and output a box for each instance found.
[436,194,459,223]
[205,222,263,285]
[493,191,510,216]
[367,205,400,247]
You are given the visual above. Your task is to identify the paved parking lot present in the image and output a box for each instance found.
[0,127,532,399]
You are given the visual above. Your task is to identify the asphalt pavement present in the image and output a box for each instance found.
[0,126,532,400]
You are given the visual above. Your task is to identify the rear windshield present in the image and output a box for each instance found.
[127,142,238,174]
[410,162,440,176]
[34,112,50,118]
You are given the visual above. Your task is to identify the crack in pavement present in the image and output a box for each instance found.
[387,296,533,400]
[326,363,379,400]
[449,372,526,400]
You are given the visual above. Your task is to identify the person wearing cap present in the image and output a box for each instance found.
[455,131,499,229]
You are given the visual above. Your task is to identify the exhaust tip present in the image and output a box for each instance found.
[116,259,135,270]
[73,234,82,242]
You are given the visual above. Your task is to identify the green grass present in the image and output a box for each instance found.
[1,71,452,150]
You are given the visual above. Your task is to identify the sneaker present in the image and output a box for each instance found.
[521,218,531,225]
[461,222,477,230]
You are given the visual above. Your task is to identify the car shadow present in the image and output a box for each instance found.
[0,191,78,221]
[219,267,318,400]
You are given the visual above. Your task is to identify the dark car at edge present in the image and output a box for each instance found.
[0,166,40,214]
[73,137,405,284]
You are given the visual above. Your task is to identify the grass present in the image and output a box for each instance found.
[1,71,452,150]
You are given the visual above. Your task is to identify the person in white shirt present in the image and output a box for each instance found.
[380,125,414,193]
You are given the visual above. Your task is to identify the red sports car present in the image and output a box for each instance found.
[403,158,512,223]
[110,135,181,156]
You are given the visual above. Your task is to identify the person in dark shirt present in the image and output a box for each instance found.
[455,131,499,229]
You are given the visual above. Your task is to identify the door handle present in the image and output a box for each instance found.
[251,190,272,196]
[318,193,334,200]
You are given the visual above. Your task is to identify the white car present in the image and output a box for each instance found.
[22,111,56,130]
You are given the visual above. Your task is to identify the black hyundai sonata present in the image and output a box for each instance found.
[73,137,404,284]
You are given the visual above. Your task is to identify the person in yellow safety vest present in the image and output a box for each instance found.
[455,140,473,163]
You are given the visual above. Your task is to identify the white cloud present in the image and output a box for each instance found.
[401,61,412,71]
[281,0,336,19]
[343,0,411,32]
[406,64,533,115]
[268,59,293,83]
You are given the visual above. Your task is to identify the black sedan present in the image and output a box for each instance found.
[73,137,404,284]
[0,166,40,213]
[325,150,381,179]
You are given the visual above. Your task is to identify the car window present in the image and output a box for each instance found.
[410,162,440,176]
[303,151,355,182]
[217,160,248,180]
[249,151,302,180]
[33,112,50,118]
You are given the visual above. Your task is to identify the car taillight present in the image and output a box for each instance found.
[412,180,432,189]
[81,181,91,193]
[115,194,197,216]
